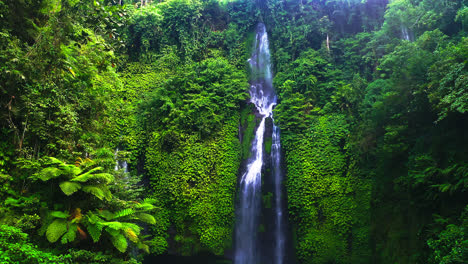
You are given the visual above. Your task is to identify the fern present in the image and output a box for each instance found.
[98,210,115,221]
[85,213,104,242]
[134,202,155,211]
[38,167,63,181]
[124,228,138,243]
[91,173,115,184]
[143,198,157,204]
[103,221,123,230]
[59,181,82,196]
[48,157,63,165]
[109,232,128,253]
[46,219,68,243]
[114,208,135,219]
[86,222,103,243]
[61,223,77,244]
[49,211,69,219]
[136,241,150,253]
[71,167,105,182]
[121,223,141,235]
[82,185,112,201]
[58,163,82,177]
[135,213,156,225]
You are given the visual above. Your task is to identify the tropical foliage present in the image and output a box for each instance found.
[0,0,467,263]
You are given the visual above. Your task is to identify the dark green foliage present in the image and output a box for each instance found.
[282,115,371,264]
[266,0,468,263]
[427,206,468,264]
[0,224,71,263]
[1,0,467,263]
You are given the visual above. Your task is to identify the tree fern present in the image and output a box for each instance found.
[46,219,68,243]
[59,181,82,196]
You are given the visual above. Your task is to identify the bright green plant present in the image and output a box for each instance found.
[36,157,114,201]
[0,224,71,263]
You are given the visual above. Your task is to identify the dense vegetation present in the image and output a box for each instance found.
[0,0,467,263]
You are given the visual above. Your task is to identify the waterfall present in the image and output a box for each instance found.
[234,22,287,264]
[401,25,412,41]
[114,148,129,173]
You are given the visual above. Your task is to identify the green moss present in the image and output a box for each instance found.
[240,106,256,160]
[262,192,273,209]
[264,137,272,154]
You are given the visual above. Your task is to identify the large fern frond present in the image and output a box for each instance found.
[49,211,70,219]
[46,219,68,243]
[91,173,115,184]
[48,157,63,165]
[135,213,156,225]
[124,227,138,243]
[114,208,135,219]
[71,167,105,182]
[85,213,104,242]
[121,223,141,235]
[109,232,128,253]
[38,167,63,181]
[136,241,150,253]
[82,184,112,201]
[86,222,103,243]
[134,202,155,211]
[103,221,123,230]
[98,210,115,221]
[59,163,82,177]
[61,223,77,244]
[59,181,82,196]
[143,198,157,204]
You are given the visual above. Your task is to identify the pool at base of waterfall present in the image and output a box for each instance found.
[143,253,231,264]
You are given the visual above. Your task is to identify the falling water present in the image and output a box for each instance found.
[271,124,285,264]
[114,148,128,173]
[401,25,411,41]
[234,23,287,264]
